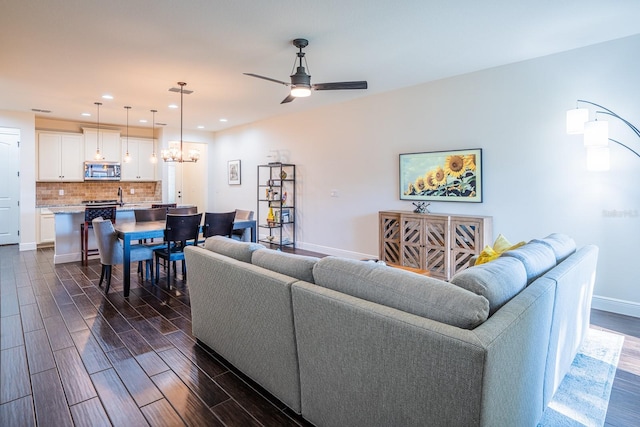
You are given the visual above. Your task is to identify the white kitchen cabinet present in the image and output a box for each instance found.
[39,208,55,244]
[121,137,157,181]
[37,132,85,181]
[83,129,121,162]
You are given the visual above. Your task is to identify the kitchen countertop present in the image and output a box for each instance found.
[47,203,160,214]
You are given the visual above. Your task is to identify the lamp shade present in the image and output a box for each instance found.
[584,120,609,147]
[586,146,610,171]
[566,108,589,134]
[290,85,311,97]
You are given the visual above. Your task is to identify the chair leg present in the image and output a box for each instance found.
[104,265,112,294]
[155,254,160,285]
[98,264,106,288]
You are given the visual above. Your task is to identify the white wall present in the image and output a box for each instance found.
[0,110,36,250]
[210,34,640,317]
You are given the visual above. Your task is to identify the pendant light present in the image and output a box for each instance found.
[94,102,102,160]
[123,106,132,163]
[161,82,200,162]
[150,109,158,163]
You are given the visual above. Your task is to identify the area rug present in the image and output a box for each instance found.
[538,328,625,427]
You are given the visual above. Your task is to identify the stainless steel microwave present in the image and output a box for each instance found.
[84,161,121,181]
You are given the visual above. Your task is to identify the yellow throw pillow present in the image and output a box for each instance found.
[475,234,526,265]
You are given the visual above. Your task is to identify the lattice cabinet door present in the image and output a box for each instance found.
[401,215,425,270]
[424,216,449,279]
[450,216,492,277]
[379,212,401,265]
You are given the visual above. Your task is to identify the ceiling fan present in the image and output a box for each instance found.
[244,38,368,104]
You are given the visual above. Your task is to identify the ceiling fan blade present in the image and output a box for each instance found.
[280,94,295,104]
[243,73,290,86]
[312,81,368,91]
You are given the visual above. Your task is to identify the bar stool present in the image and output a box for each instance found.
[81,205,117,266]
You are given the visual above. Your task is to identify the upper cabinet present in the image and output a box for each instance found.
[37,132,85,181]
[121,137,157,181]
[83,128,121,162]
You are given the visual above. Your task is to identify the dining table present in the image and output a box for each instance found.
[114,219,257,297]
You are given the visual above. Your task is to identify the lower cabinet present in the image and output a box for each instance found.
[39,209,55,244]
[379,210,492,280]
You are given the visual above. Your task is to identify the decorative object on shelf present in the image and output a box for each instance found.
[228,159,241,185]
[400,148,482,203]
[161,82,200,163]
[123,106,132,163]
[280,169,287,179]
[566,99,640,171]
[412,201,430,214]
[282,191,287,206]
[267,206,275,226]
[93,102,102,160]
[150,109,158,163]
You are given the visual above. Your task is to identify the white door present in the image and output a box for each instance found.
[173,141,207,212]
[0,128,20,245]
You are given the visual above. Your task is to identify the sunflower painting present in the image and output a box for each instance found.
[399,148,482,202]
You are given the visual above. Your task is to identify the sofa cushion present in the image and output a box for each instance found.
[312,257,489,329]
[203,236,264,263]
[530,233,576,263]
[451,257,527,315]
[252,248,319,283]
[501,242,556,283]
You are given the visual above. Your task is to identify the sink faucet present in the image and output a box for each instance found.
[117,187,123,206]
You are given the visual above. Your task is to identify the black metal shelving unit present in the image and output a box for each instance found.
[257,163,296,249]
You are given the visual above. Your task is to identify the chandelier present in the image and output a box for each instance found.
[162,82,200,163]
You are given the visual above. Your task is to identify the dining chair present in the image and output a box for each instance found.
[134,207,167,222]
[154,213,203,288]
[168,206,198,215]
[81,205,117,266]
[92,217,154,294]
[231,209,254,241]
[203,211,236,240]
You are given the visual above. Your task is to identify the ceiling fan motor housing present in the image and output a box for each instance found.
[290,67,311,88]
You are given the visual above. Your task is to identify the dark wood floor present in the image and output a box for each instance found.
[1,244,639,426]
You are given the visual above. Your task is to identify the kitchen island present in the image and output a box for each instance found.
[49,204,158,264]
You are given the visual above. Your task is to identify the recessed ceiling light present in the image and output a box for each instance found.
[168,104,178,109]
[219,118,228,122]
[197,125,204,129]
[81,112,91,117]
[139,119,148,123]
[102,94,114,100]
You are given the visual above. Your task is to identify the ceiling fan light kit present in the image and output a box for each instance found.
[244,38,368,104]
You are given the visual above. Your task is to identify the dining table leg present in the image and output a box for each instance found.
[122,235,131,297]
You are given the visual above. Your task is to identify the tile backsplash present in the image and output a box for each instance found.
[36,181,162,206]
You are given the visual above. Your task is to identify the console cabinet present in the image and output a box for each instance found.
[379,210,492,280]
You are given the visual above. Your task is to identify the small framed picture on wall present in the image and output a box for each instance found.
[228,160,241,185]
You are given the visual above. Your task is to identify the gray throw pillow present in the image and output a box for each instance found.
[501,242,556,283]
[312,257,489,330]
[252,249,319,283]
[203,235,264,263]
[451,257,527,315]
[530,233,576,263]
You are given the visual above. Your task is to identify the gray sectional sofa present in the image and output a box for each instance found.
[184,233,598,427]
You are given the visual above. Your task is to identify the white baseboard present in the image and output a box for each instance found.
[19,242,37,251]
[296,241,376,261]
[54,252,81,264]
[592,295,640,319]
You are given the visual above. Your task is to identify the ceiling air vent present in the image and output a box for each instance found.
[31,108,52,113]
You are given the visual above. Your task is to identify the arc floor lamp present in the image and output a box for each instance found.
[566,99,640,171]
